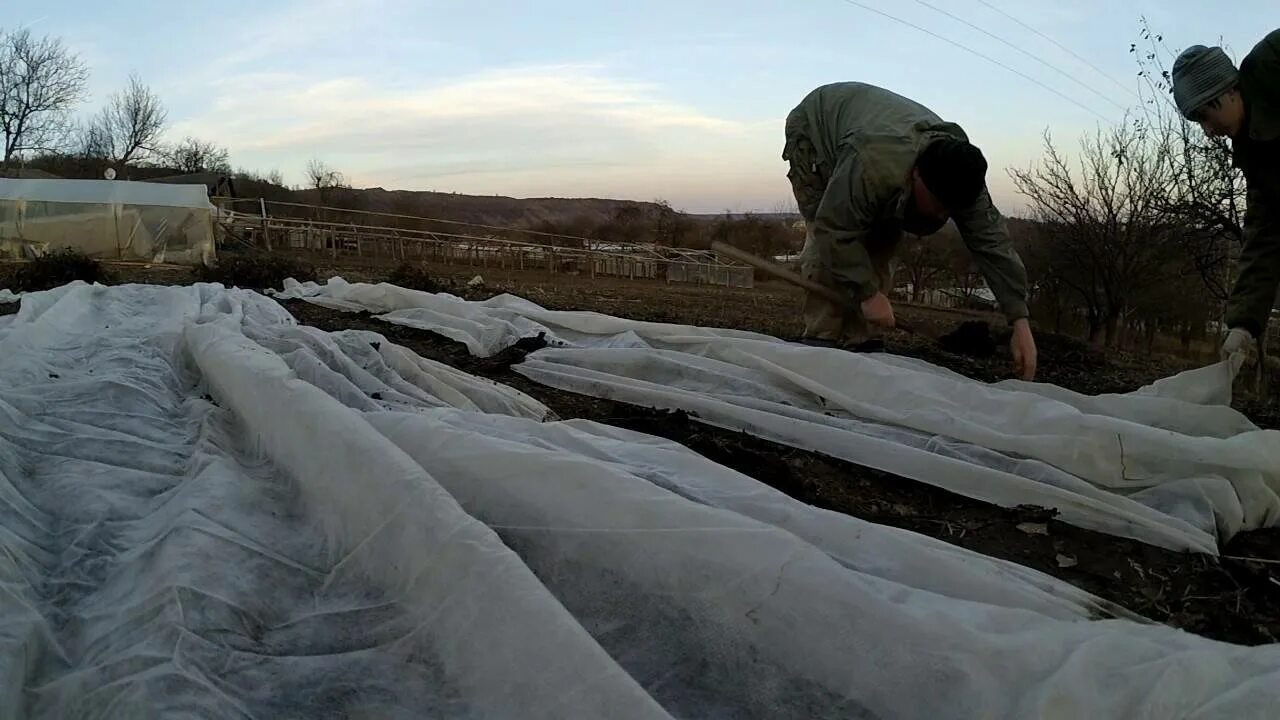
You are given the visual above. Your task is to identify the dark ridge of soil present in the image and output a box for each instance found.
[1238,400,1280,431]
[0,302,17,318]
[283,299,1280,646]
[937,320,998,358]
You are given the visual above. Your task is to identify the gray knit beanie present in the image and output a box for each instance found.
[1171,45,1239,118]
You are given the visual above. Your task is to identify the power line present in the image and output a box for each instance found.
[907,0,1130,112]
[836,0,1117,123]
[973,0,1137,98]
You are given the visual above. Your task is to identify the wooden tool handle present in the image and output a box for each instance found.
[711,241,920,336]
[710,241,851,308]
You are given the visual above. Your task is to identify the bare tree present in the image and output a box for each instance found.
[650,199,694,247]
[708,212,795,259]
[91,74,167,165]
[72,118,110,159]
[306,158,346,189]
[1010,125,1180,347]
[945,253,986,306]
[605,204,646,245]
[167,136,230,174]
[0,28,89,166]
[652,200,675,246]
[306,158,347,202]
[898,231,953,304]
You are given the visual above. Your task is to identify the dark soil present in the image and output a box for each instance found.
[284,299,1280,646]
[937,320,998,358]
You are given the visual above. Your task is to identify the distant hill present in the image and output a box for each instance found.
[13,156,669,229]
[691,212,802,223]
[292,187,666,229]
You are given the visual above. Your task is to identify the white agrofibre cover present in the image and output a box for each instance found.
[1,281,1279,717]
[273,278,1280,555]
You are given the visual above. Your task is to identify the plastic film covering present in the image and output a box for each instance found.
[1,281,1279,717]
[0,179,214,264]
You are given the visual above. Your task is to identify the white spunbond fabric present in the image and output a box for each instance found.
[186,320,666,720]
[0,282,661,719]
[368,409,1280,719]
[274,278,1280,553]
[371,410,1131,622]
[3,281,1280,717]
[240,322,547,419]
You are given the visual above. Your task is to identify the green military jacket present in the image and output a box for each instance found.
[787,82,1029,320]
[1227,29,1280,337]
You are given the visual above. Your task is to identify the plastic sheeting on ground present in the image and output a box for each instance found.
[4,281,1280,717]
[273,277,1280,554]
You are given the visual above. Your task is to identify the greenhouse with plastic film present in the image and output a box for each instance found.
[0,178,215,265]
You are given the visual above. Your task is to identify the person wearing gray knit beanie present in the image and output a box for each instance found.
[1172,30,1280,361]
[1173,45,1244,137]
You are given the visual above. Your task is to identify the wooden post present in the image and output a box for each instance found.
[259,198,272,251]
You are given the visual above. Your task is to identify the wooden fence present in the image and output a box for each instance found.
[212,198,753,287]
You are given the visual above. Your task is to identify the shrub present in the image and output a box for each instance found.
[386,262,446,292]
[193,255,317,290]
[8,250,108,292]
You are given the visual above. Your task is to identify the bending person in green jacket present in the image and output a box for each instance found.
[783,82,1037,380]
[1172,29,1280,360]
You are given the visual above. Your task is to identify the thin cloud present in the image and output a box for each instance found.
[168,63,774,208]
[216,0,392,69]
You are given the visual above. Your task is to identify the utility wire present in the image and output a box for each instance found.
[907,0,1130,111]
[837,0,1117,123]
[973,0,1137,98]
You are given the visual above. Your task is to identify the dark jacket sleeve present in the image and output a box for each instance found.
[1244,29,1280,113]
[950,188,1030,321]
[1225,30,1280,335]
[1225,181,1280,336]
[810,151,881,301]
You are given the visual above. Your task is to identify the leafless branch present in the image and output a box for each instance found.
[0,28,89,166]
[90,73,167,165]
[166,136,230,174]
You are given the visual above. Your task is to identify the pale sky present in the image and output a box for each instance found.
[12,1,1280,213]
